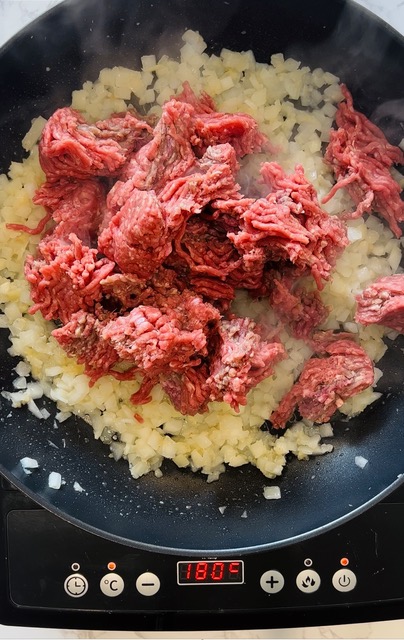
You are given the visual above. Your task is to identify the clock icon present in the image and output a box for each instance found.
[64,573,89,598]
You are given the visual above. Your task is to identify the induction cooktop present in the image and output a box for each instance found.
[0,475,404,632]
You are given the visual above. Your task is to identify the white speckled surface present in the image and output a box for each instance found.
[0,0,404,638]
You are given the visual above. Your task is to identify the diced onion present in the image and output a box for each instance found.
[48,472,62,489]
[263,486,281,500]
[20,457,39,470]
[355,456,368,469]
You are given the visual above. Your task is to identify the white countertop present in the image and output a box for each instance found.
[1,0,404,638]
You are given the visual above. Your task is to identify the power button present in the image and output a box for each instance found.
[332,568,357,592]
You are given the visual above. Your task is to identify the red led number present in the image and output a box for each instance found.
[178,560,242,584]
[195,562,208,581]
[211,562,224,580]
[229,562,241,579]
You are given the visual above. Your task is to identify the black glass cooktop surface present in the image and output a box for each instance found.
[0,477,403,631]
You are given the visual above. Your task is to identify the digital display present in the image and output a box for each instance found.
[177,560,244,585]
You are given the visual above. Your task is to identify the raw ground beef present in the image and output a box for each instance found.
[98,188,171,278]
[267,274,329,339]
[270,334,375,428]
[355,274,404,333]
[169,215,241,280]
[33,178,106,244]
[175,81,216,114]
[100,266,181,310]
[162,80,267,158]
[322,84,404,238]
[25,233,115,324]
[160,365,212,416]
[206,316,286,410]
[24,82,381,419]
[101,292,219,378]
[219,163,348,291]
[52,307,120,380]
[191,110,268,157]
[119,100,196,188]
[39,107,152,180]
[160,316,286,415]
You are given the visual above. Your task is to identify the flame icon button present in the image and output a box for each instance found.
[296,569,321,593]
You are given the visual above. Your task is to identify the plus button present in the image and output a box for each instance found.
[266,575,279,588]
[260,570,285,594]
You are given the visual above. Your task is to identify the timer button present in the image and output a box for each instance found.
[332,568,357,592]
[100,573,124,597]
[260,570,285,594]
[64,573,88,598]
[296,569,321,593]
[136,571,161,596]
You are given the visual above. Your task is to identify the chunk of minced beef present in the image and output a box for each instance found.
[160,365,212,415]
[105,152,240,287]
[120,84,266,187]
[102,144,241,277]
[159,157,241,238]
[267,272,329,339]
[163,208,243,305]
[157,144,240,213]
[52,308,120,381]
[322,84,404,238]
[175,81,267,157]
[119,100,197,187]
[106,144,239,231]
[39,107,152,180]
[224,198,334,289]
[175,81,216,114]
[101,266,182,311]
[260,162,348,283]
[100,273,146,309]
[218,163,347,290]
[188,275,236,309]
[164,212,258,307]
[197,142,240,176]
[355,274,404,333]
[103,304,200,374]
[98,188,171,278]
[207,316,287,411]
[171,215,242,279]
[270,336,374,429]
[161,316,287,415]
[101,292,220,379]
[33,178,106,244]
[25,233,115,324]
[191,110,267,158]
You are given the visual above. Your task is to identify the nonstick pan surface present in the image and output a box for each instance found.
[0,0,404,556]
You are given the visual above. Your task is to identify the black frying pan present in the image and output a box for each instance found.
[1,0,404,556]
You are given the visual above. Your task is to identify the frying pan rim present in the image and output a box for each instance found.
[2,464,403,556]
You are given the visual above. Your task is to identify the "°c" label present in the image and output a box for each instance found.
[100,573,125,597]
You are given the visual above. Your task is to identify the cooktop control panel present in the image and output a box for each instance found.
[4,499,404,613]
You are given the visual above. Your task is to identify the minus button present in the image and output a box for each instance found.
[136,572,161,596]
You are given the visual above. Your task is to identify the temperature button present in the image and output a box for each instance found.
[100,573,124,597]
[332,568,357,592]
[296,569,321,593]
[136,571,161,596]
[64,573,88,598]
